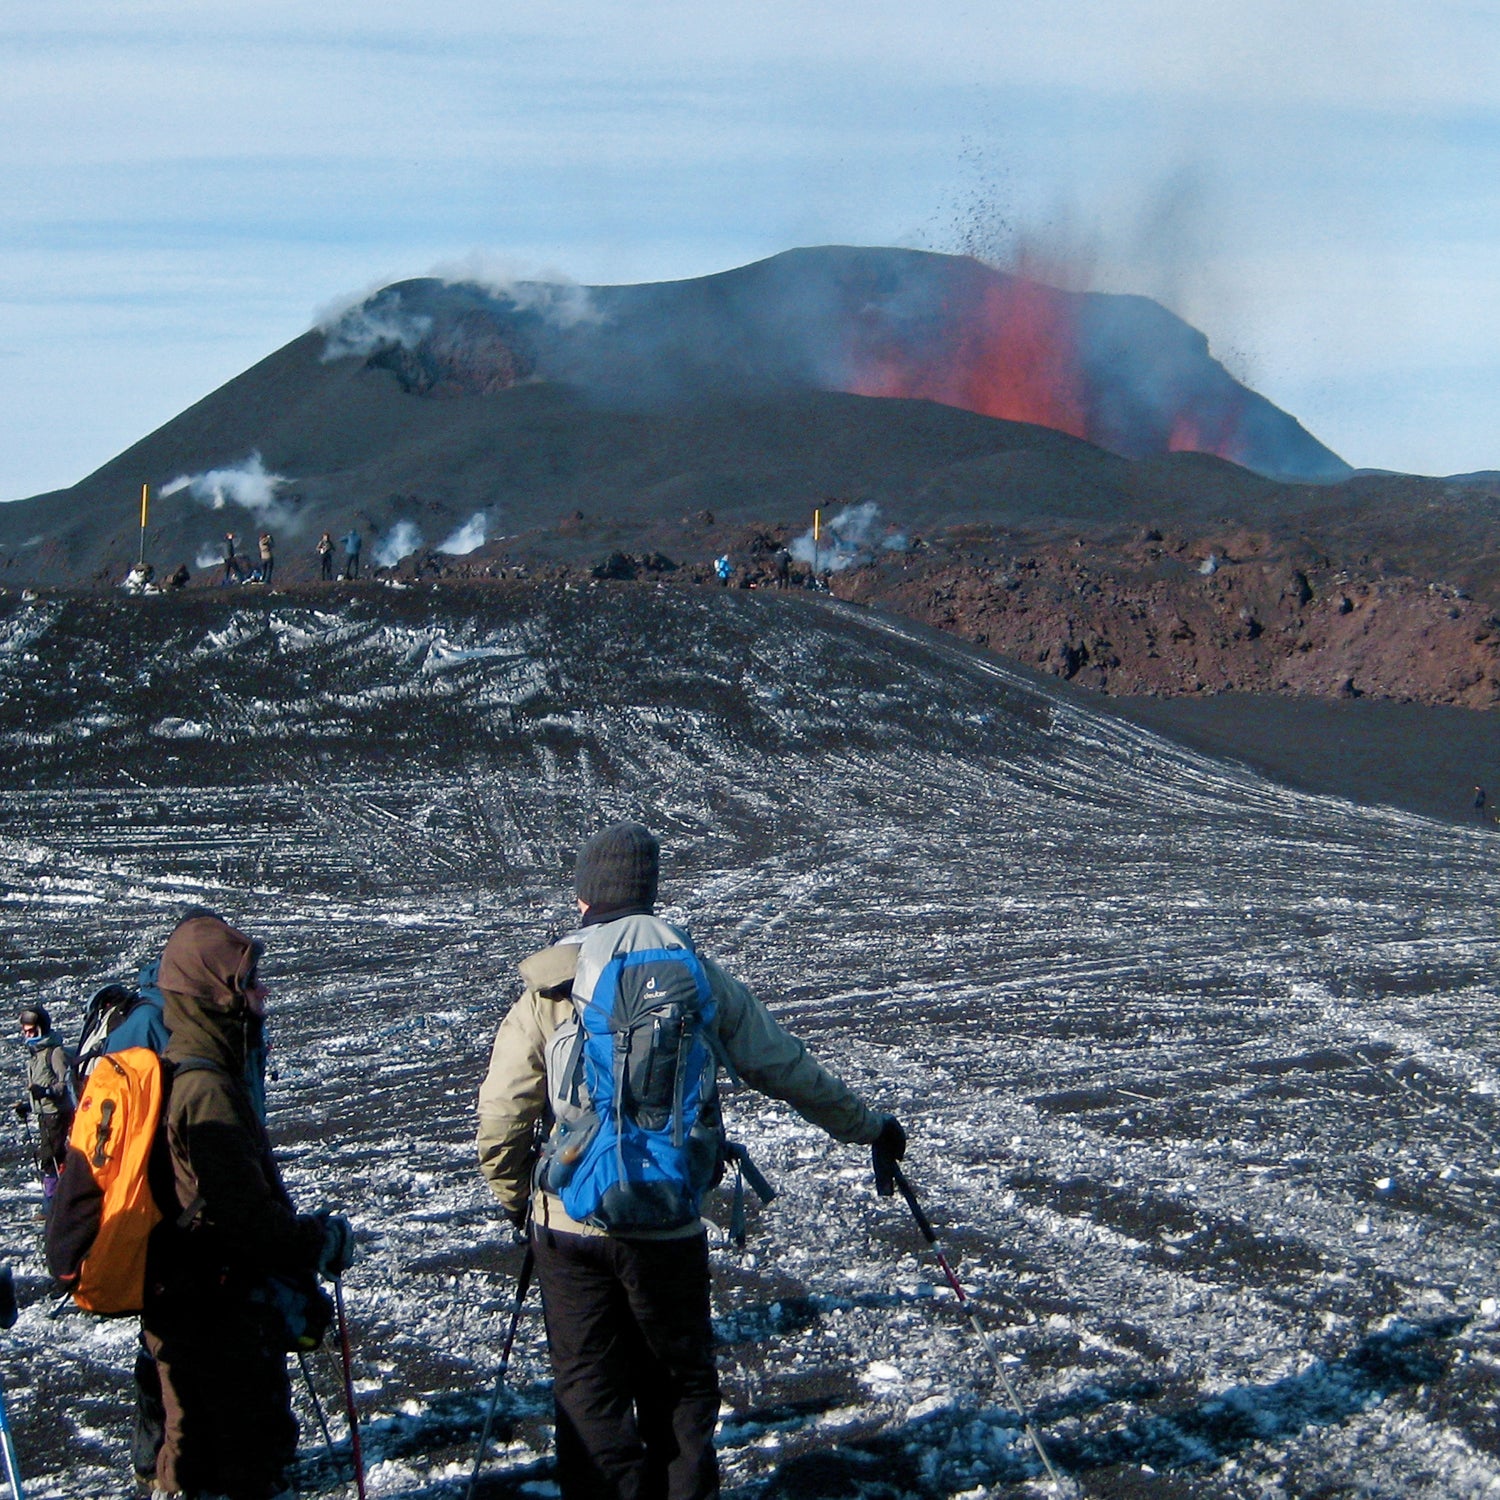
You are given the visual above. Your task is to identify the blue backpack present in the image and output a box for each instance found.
[536,915,727,1232]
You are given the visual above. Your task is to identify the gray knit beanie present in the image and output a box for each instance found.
[574,822,660,911]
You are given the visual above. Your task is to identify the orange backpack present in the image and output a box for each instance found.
[46,1047,168,1313]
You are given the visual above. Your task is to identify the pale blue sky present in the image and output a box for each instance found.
[3,1,1497,500]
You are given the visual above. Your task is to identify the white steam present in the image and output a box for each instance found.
[373,520,423,568]
[437,512,488,555]
[318,289,433,362]
[789,502,908,573]
[431,253,602,328]
[161,454,293,522]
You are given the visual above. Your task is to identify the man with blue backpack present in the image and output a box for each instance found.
[476,822,907,1500]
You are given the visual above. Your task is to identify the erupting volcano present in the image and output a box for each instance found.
[320,246,1350,482]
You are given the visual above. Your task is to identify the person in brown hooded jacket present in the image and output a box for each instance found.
[142,911,353,1500]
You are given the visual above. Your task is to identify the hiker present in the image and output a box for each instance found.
[257,531,275,588]
[476,822,907,1500]
[92,957,172,1490]
[16,1006,72,1216]
[141,911,354,1500]
[316,532,334,581]
[341,529,362,580]
[220,533,241,586]
[165,563,190,592]
[714,553,732,585]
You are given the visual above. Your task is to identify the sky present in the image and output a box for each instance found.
[2,0,1498,502]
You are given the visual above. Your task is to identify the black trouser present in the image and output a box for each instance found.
[132,1334,166,1482]
[143,1301,297,1499]
[320,553,332,580]
[532,1226,720,1500]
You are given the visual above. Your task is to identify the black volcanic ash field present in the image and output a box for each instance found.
[1,585,1498,1498]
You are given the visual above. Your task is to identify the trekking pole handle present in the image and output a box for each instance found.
[890,1163,938,1245]
[725,1142,777,1205]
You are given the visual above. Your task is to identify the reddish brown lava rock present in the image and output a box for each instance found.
[828,529,1500,708]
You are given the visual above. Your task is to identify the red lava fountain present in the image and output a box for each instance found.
[850,277,1089,440]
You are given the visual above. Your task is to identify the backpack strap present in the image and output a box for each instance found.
[170,1057,224,1079]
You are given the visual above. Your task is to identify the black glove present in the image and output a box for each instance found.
[28,1084,46,1102]
[12,1100,29,1121]
[871,1115,907,1197]
[315,1213,356,1277]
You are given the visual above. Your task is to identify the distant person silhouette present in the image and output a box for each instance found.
[317,532,334,581]
[341,529,362,580]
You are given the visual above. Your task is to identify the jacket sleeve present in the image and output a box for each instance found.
[707,959,882,1145]
[476,990,552,1216]
[169,1073,324,1273]
[44,1045,73,1108]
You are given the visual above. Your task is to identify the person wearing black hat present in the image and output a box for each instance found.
[16,1005,73,1215]
[476,822,907,1500]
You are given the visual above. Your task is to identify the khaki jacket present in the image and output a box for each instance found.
[476,927,881,1235]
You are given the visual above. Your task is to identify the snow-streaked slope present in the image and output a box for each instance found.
[0,585,1497,1499]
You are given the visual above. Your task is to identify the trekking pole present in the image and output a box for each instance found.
[888,1164,1067,1493]
[331,1277,368,1500]
[465,1245,534,1500]
[0,1381,23,1500]
[0,1266,23,1500]
[296,1351,339,1474]
[11,1105,38,1184]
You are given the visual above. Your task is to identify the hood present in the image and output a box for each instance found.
[158,913,263,1069]
[518,934,584,999]
[158,914,261,1012]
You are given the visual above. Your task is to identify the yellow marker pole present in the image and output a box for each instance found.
[813,507,821,576]
[138,483,150,565]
